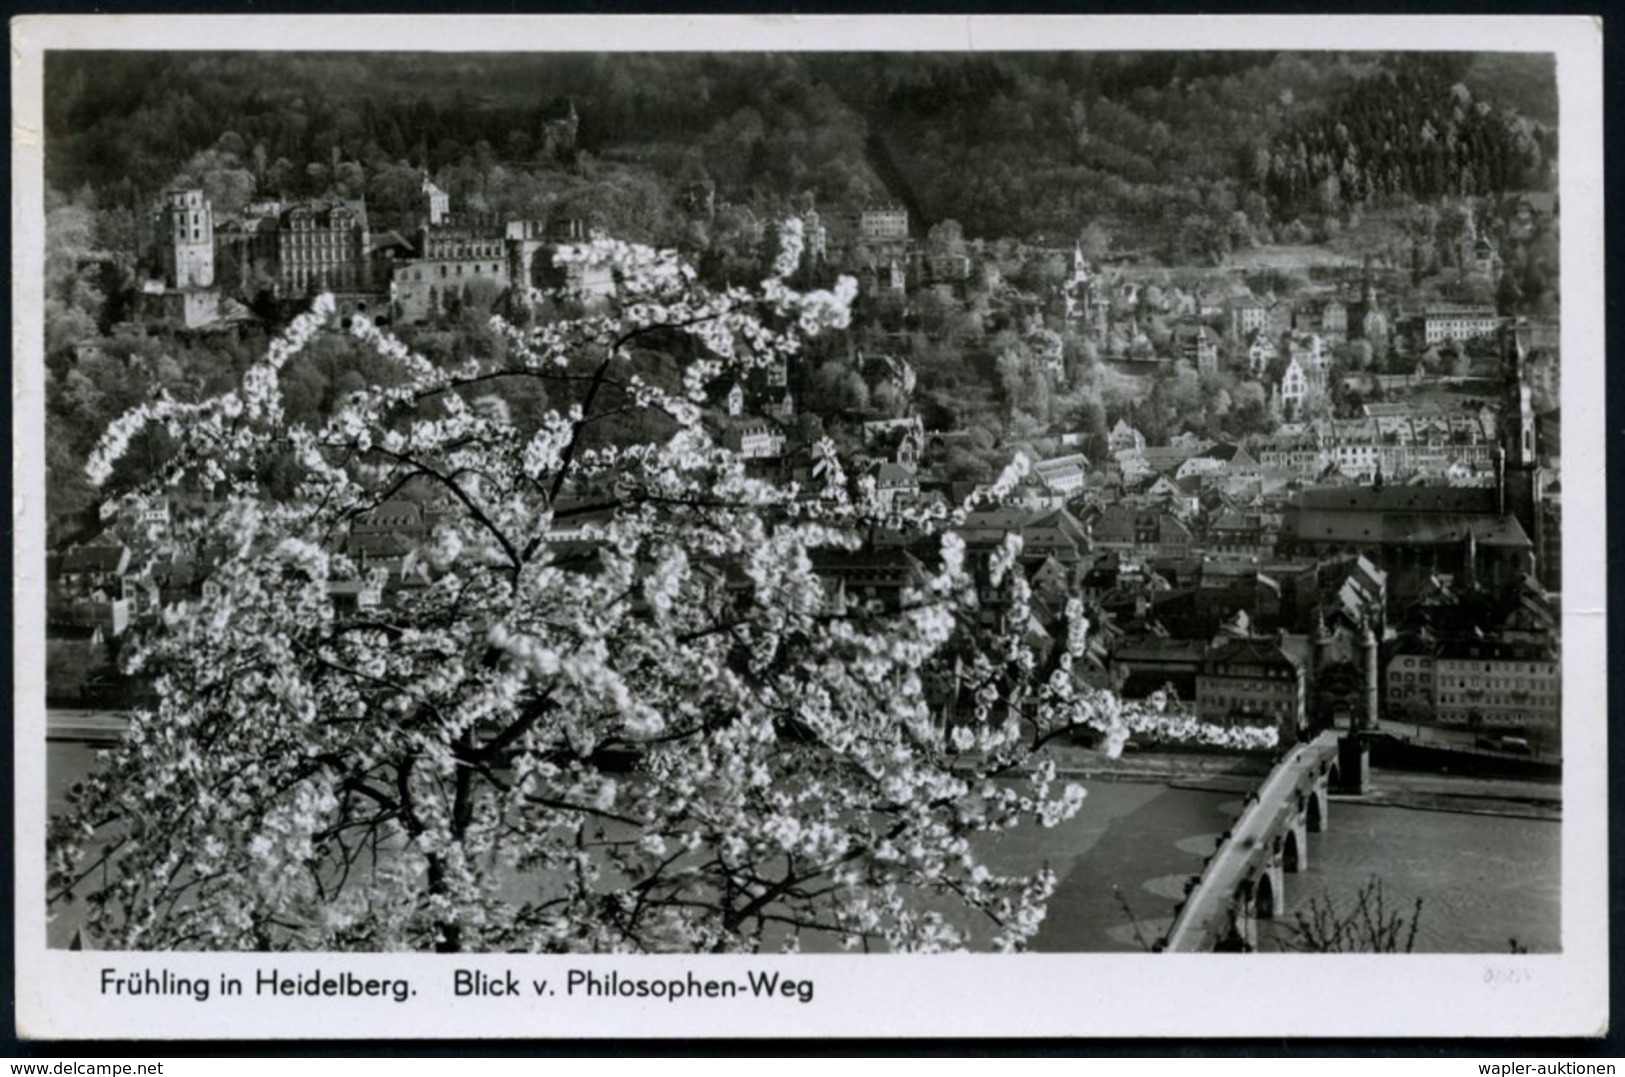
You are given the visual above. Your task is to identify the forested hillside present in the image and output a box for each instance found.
[45,50,1556,255]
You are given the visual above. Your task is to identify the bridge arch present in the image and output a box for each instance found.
[1283,827,1303,873]
[1306,781,1327,833]
[1254,871,1277,920]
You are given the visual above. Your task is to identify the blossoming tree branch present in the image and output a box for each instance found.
[49,223,1273,953]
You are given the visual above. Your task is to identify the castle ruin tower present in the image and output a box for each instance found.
[161,188,215,289]
[503,219,548,309]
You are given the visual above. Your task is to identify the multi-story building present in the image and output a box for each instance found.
[1254,432,1321,476]
[721,418,785,460]
[1150,516,1202,565]
[1112,636,1207,701]
[1207,511,1269,558]
[1108,509,1193,559]
[1227,296,1268,339]
[954,507,1089,567]
[1196,636,1308,743]
[1189,558,1284,633]
[391,217,512,322]
[1279,356,1311,410]
[1277,485,1534,608]
[1255,412,1499,483]
[48,536,137,642]
[1384,645,1436,721]
[276,199,371,297]
[858,206,909,244]
[1175,443,1258,483]
[1421,306,1502,346]
[1387,636,1560,735]
[214,207,281,294]
[1032,453,1091,499]
[869,461,920,508]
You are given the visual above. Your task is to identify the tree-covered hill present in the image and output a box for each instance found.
[1259,54,1554,217]
[45,50,1555,254]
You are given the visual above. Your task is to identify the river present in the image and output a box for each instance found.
[43,740,1559,953]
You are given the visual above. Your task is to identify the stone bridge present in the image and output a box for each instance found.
[1162,730,1351,952]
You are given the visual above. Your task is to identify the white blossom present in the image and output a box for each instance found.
[51,252,1240,958]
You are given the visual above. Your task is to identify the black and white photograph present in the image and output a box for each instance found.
[13,15,1607,1041]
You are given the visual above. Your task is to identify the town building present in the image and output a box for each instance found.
[1227,296,1268,339]
[48,536,137,642]
[1421,306,1502,346]
[869,461,920,507]
[1279,356,1312,412]
[1187,559,1284,635]
[1195,636,1309,744]
[1090,505,1192,560]
[812,546,931,615]
[1277,486,1533,608]
[1112,636,1207,701]
[1175,443,1258,483]
[1108,419,1147,456]
[720,418,786,460]
[1032,453,1091,499]
[857,206,909,245]
[1386,635,1560,737]
[1254,410,1499,484]
[1207,511,1270,559]
[347,499,431,563]
[137,284,223,330]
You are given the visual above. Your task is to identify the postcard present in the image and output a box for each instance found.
[12,14,1607,1041]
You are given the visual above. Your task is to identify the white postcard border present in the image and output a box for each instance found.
[11,14,1608,1041]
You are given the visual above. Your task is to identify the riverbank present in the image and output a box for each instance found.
[1040,743,1271,785]
[1345,771,1561,821]
[1040,743,1561,821]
